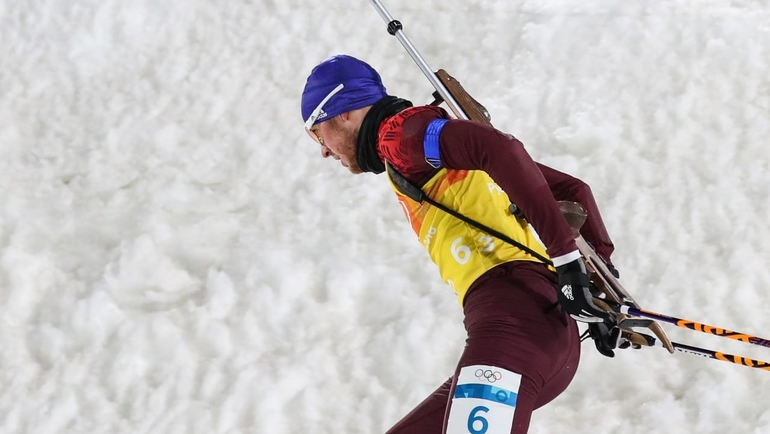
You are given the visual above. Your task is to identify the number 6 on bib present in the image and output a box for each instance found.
[445,365,521,434]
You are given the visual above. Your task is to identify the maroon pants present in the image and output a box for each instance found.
[386,262,581,434]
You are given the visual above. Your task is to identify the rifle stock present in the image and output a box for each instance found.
[432,69,492,126]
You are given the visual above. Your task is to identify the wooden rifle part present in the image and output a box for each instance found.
[559,201,675,353]
[432,69,492,126]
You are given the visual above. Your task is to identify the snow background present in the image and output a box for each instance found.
[1,0,769,433]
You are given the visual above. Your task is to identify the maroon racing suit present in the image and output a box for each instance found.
[379,106,615,434]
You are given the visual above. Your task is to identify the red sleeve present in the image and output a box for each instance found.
[377,106,446,186]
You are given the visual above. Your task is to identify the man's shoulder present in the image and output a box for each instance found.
[379,105,448,139]
[377,105,449,179]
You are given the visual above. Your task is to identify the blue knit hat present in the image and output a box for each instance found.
[301,55,387,128]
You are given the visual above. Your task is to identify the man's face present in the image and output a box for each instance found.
[310,116,362,174]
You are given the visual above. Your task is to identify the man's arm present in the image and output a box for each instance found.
[437,119,579,264]
[536,163,616,265]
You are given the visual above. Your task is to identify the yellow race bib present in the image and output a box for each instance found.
[389,167,551,305]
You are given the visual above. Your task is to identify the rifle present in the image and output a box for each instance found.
[367,0,770,372]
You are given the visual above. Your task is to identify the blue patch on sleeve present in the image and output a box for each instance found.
[423,118,449,168]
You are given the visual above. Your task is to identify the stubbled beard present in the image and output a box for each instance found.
[345,127,363,174]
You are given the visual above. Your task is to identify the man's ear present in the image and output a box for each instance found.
[340,107,369,124]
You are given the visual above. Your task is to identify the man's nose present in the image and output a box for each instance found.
[321,146,332,158]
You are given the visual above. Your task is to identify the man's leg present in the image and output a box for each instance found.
[442,363,538,434]
[387,263,580,434]
[386,379,452,434]
[443,265,581,434]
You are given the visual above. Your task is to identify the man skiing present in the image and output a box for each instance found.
[301,54,620,434]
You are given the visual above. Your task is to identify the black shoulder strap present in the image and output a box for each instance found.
[386,163,426,203]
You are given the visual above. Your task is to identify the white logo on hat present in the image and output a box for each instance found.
[304,83,344,130]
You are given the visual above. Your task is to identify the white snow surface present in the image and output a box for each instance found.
[2,1,770,433]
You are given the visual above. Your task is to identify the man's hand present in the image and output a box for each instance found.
[587,320,622,357]
[555,257,612,323]
[587,320,645,358]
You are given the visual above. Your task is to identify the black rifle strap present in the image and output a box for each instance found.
[386,163,554,266]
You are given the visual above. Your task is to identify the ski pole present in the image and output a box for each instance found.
[619,305,770,349]
[367,0,470,121]
[643,337,770,372]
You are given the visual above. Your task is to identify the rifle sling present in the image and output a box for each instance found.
[386,163,553,266]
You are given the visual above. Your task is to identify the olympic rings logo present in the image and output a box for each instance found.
[474,369,502,383]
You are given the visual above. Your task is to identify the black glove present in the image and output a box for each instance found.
[587,320,622,358]
[586,320,645,358]
[555,257,612,323]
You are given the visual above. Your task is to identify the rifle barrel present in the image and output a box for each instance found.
[367,0,469,120]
